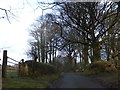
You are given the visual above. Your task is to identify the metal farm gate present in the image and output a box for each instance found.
[2,50,23,78]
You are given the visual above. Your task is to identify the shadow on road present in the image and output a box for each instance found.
[50,72,105,88]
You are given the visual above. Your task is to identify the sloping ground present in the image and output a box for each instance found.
[50,73,105,88]
[2,70,60,88]
[90,72,119,88]
[0,70,2,89]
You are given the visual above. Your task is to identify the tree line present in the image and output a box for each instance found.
[27,2,120,67]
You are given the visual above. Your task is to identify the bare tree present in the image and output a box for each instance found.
[53,2,119,63]
[27,13,61,63]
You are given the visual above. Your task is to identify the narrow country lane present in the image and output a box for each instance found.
[50,73,105,88]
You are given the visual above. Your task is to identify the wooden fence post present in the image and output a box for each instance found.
[18,59,24,76]
[2,50,7,78]
[21,59,24,63]
[18,62,21,76]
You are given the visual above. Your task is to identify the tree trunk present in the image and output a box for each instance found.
[49,52,51,63]
[82,32,89,64]
[83,45,89,64]
[52,42,55,62]
[92,40,101,62]
[49,40,52,63]
[37,42,40,62]
[68,54,73,68]
[45,50,48,63]
[79,52,82,63]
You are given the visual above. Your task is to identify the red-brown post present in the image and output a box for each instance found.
[2,50,7,78]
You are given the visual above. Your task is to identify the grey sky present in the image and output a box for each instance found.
[0,0,43,65]
[0,0,118,65]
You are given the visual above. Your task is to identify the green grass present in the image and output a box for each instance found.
[2,69,60,88]
[92,72,119,88]
[6,69,18,78]
[3,77,48,88]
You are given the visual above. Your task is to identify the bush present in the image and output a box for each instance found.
[87,61,117,74]
[50,61,63,72]
[20,60,57,77]
[114,60,120,70]
[77,63,89,72]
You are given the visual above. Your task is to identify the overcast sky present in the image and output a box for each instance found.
[0,0,109,65]
[0,0,118,65]
[0,0,45,65]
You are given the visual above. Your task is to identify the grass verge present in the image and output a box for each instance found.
[80,71,119,88]
[2,70,60,88]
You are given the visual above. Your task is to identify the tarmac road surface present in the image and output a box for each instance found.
[50,73,105,88]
